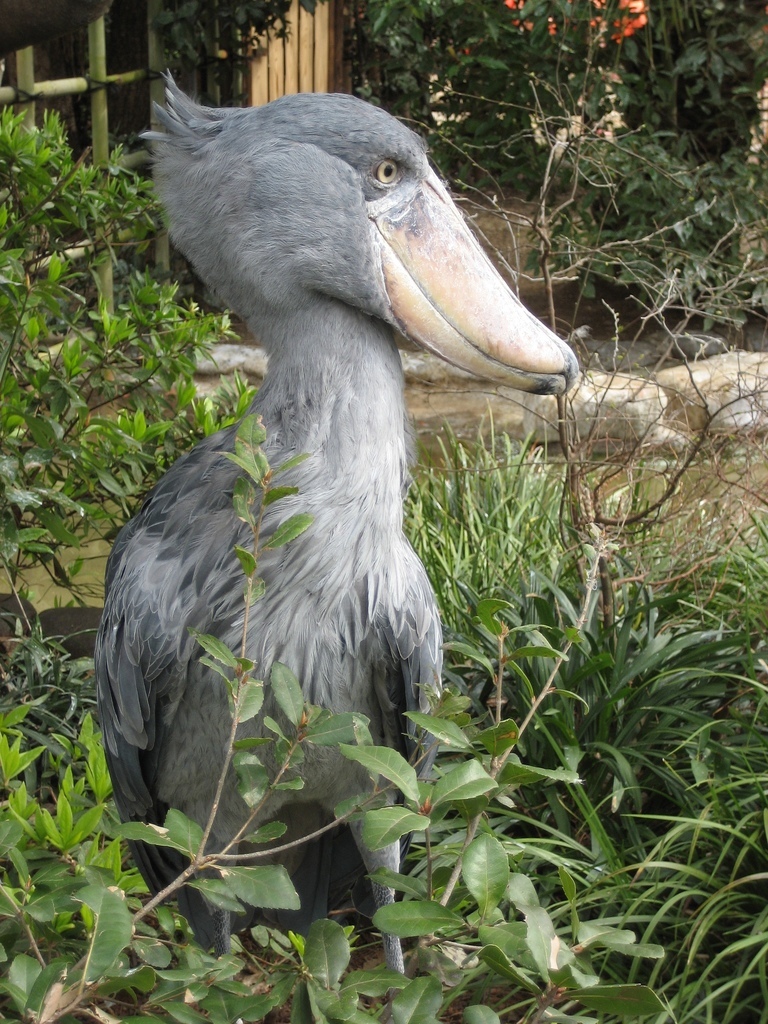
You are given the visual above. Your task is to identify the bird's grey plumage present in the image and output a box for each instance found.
[96,80,577,968]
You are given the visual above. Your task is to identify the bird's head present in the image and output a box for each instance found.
[145,80,578,395]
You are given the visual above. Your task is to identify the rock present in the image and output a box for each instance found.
[670,333,729,361]
[38,606,103,659]
[656,352,768,433]
[0,592,36,646]
[514,371,679,448]
[743,322,768,353]
[195,343,268,381]
[407,385,526,443]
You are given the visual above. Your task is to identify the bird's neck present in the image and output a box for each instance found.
[252,303,412,534]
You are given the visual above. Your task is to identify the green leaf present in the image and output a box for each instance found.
[507,873,540,909]
[477,719,519,756]
[391,976,442,1024]
[570,984,666,1014]
[404,712,472,751]
[291,979,313,1024]
[444,640,495,678]
[339,744,420,803]
[187,877,245,914]
[464,1006,501,1024]
[373,900,460,938]
[342,965,407,997]
[522,905,558,982]
[218,865,300,911]
[234,544,257,576]
[190,630,237,668]
[235,414,267,455]
[303,918,350,988]
[274,451,311,474]
[478,945,539,993]
[368,867,428,900]
[233,475,256,524]
[576,922,664,959]
[362,807,430,851]
[233,752,269,806]
[559,864,577,904]
[305,710,368,746]
[118,820,194,852]
[263,485,299,506]
[265,512,314,549]
[164,808,204,854]
[475,599,512,636]
[0,820,23,856]
[242,820,287,844]
[463,834,510,919]
[432,761,497,808]
[132,937,173,968]
[237,679,264,723]
[7,954,41,1011]
[497,757,580,788]
[271,662,305,727]
[78,883,133,982]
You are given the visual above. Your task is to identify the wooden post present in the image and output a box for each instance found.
[16,46,35,129]
[88,16,113,310]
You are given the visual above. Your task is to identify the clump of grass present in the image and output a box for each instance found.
[408,429,768,1023]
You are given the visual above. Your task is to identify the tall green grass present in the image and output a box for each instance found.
[408,431,768,1023]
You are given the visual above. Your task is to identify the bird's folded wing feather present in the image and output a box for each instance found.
[377,549,443,774]
[95,427,246,823]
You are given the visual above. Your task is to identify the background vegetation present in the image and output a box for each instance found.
[357,0,768,332]
[1,1,768,1022]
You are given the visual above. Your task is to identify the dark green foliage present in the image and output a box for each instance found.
[153,0,325,102]
[3,426,766,1021]
[358,0,768,325]
[0,108,255,597]
[410,432,768,1022]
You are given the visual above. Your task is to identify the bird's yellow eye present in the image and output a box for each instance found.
[375,159,399,185]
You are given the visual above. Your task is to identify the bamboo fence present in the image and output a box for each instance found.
[1,1,340,307]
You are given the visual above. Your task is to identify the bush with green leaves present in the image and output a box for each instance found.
[357,0,768,328]
[1,421,674,1024]
[4,424,768,1023]
[410,432,768,1023]
[0,107,255,600]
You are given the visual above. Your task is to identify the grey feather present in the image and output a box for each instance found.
[96,84,444,966]
[96,74,578,962]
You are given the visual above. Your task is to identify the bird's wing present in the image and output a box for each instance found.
[95,426,246,826]
[376,548,443,775]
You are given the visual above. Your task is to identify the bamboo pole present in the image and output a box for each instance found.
[268,26,285,101]
[313,0,329,92]
[0,68,148,106]
[88,16,113,309]
[16,46,35,129]
[88,18,109,163]
[249,32,269,106]
[147,0,170,274]
[205,11,220,104]
[298,4,314,92]
[284,0,300,95]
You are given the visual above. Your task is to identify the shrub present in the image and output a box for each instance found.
[357,0,768,327]
[0,108,255,599]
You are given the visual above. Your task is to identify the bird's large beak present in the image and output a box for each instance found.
[370,170,578,395]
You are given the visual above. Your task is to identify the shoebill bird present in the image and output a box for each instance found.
[95,80,578,972]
